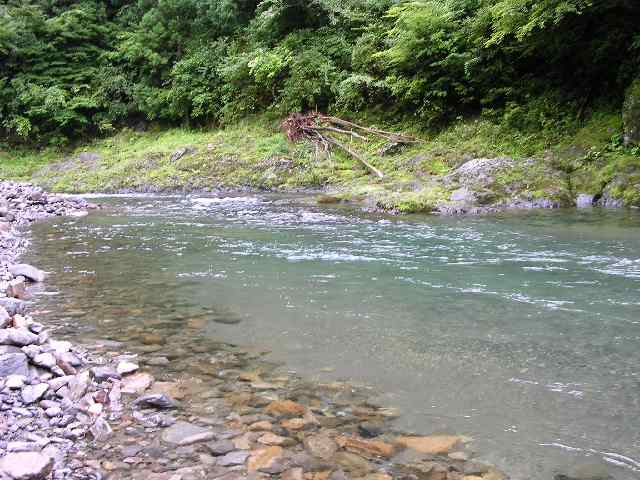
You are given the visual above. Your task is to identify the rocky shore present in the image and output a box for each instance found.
[0,182,515,480]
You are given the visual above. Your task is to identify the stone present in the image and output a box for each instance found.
[282,468,305,480]
[576,194,595,208]
[121,372,154,394]
[45,406,62,417]
[265,399,306,417]
[134,393,178,409]
[0,451,54,480]
[249,420,273,431]
[0,305,10,328]
[91,366,121,382]
[90,416,113,441]
[6,374,26,388]
[334,452,373,476]
[336,435,395,458]
[258,433,289,446]
[21,383,49,404]
[304,434,338,460]
[206,439,236,456]
[281,418,306,431]
[161,421,216,446]
[217,450,250,467]
[116,360,139,375]
[6,279,27,299]
[358,421,385,438]
[247,446,285,473]
[33,352,57,369]
[8,264,46,283]
[0,352,29,377]
[395,435,462,454]
[0,328,38,346]
[67,371,90,400]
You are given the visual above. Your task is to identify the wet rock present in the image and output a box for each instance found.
[8,264,46,283]
[247,446,285,473]
[116,360,139,375]
[265,399,306,417]
[556,463,613,480]
[258,432,291,446]
[90,365,121,382]
[576,194,595,208]
[121,371,154,394]
[0,352,29,377]
[282,467,305,480]
[304,434,338,460]
[161,421,216,445]
[217,450,250,467]
[134,393,178,409]
[0,451,54,480]
[21,383,49,404]
[132,410,176,428]
[206,439,236,456]
[395,435,462,454]
[0,327,39,346]
[336,435,395,458]
[358,420,385,438]
[334,451,373,476]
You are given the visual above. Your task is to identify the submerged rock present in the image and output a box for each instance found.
[161,421,216,445]
[134,393,178,409]
[395,435,462,454]
[8,264,46,283]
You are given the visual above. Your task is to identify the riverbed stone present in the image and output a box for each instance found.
[336,435,395,458]
[265,399,306,417]
[0,305,10,328]
[217,450,250,467]
[161,421,216,445]
[0,328,38,346]
[0,451,54,480]
[247,446,285,473]
[304,434,338,460]
[134,393,178,409]
[206,439,236,456]
[116,360,139,375]
[8,264,46,283]
[395,435,462,454]
[91,365,121,382]
[121,371,154,394]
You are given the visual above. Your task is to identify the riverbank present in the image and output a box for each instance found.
[1,113,639,215]
[1,182,514,480]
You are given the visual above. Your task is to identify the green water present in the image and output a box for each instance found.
[26,195,640,479]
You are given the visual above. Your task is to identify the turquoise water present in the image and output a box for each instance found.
[27,195,640,479]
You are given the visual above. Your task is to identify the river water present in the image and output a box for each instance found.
[24,195,640,479]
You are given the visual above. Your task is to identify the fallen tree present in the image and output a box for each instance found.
[281,113,421,178]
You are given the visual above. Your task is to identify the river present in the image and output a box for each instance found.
[24,195,640,479]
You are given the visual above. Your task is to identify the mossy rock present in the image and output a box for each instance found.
[623,78,640,146]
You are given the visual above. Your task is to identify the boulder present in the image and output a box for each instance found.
[0,328,39,346]
[21,383,49,404]
[0,452,54,480]
[576,194,595,208]
[623,79,640,146]
[8,264,46,283]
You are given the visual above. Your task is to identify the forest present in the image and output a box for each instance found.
[1,0,639,145]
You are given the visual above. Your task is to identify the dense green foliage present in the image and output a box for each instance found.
[1,0,639,144]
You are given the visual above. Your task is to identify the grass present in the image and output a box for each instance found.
[1,110,639,211]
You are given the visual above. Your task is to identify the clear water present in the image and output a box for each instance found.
[25,195,640,479]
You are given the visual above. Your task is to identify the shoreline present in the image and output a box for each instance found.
[2,181,506,480]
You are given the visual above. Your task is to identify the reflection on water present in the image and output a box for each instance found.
[26,195,640,480]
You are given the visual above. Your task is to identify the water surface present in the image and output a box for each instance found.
[26,196,640,479]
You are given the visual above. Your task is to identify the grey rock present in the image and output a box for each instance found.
[0,298,26,316]
[8,264,46,283]
[161,421,216,446]
[0,328,38,346]
[0,451,54,480]
[450,187,476,203]
[133,393,178,409]
[90,366,120,382]
[0,352,29,377]
[33,352,57,369]
[21,383,49,403]
[217,450,250,466]
[90,416,113,441]
[0,305,10,328]
[576,193,595,208]
[206,439,236,456]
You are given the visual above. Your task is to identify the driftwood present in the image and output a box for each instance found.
[281,113,420,178]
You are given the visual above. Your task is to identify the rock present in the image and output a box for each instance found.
[217,450,250,467]
[247,446,285,473]
[134,393,178,409]
[265,399,306,417]
[0,328,38,346]
[336,435,395,458]
[116,360,138,375]
[8,264,46,283]
[90,366,121,382]
[281,418,306,431]
[121,372,154,394]
[6,374,26,388]
[45,406,62,417]
[282,468,305,480]
[161,421,216,446]
[623,78,640,146]
[6,279,27,299]
[0,298,26,316]
[90,416,113,441]
[0,305,10,328]
[576,194,595,208]
[334,452,373,476]
[304,434,338,460]
[395,435,462,454]
[170,147,196,162]
[0,352,29,377]
[67,371,90,400]
[558,463,613,480]
[258,433,290,446]
[249,420,273,431]
[21,383,49,404]
[206,440,236,456]
[33,352,56,369]
[450,187,477,203]
[0,451,54,480]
